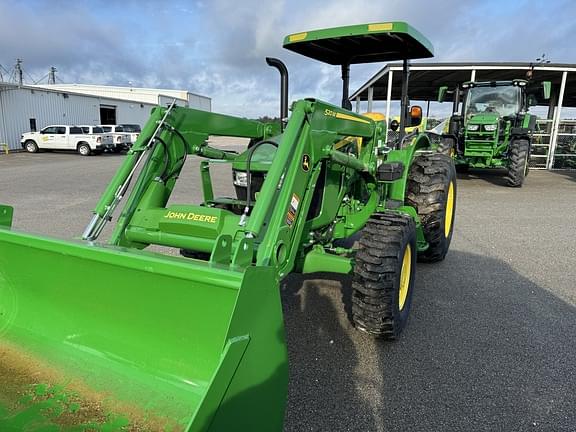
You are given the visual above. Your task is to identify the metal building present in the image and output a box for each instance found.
[37,83,212,112]
[0,83,211,151]
[351,62,576,170]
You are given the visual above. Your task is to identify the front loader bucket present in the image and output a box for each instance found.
[0,229,287,431]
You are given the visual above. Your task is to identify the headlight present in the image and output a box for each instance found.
[484,124,497,132]
[467,124,480,131]
[233,171,248,187]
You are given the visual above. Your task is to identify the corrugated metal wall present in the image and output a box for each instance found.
[188,93,211,112]
[41,84,186,104]
[0,86,158,150]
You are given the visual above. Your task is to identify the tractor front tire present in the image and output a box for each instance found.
[352,213,417,340]
[406,153,457,263]
[506,138,530,187]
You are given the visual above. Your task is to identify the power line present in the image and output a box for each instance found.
[1,60,63,85]
[33,73,49,84]
[24,70,37,84]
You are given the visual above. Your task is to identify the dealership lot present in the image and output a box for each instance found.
[1,147,575,432]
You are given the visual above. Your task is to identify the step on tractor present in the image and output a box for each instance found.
[0,22,456,431]
[438,78,551,186]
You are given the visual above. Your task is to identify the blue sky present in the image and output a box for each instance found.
[1,0,575,117]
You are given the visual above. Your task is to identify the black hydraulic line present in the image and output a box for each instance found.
[114,136,168,208]
[162,126,189,181]
[266,57,289,131]
[120,139,165,222]
[245,140,279,209]
[154,136,170,181]
[239,140,279,225]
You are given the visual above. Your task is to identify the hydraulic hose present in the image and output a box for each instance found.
[239,140,279,226]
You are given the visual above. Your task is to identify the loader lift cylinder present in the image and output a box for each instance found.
[82,100,177,241]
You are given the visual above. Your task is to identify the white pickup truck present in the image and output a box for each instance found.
[78,125,115,150]
[118,124,142,148]
[99,125,131,151]
[21,125,115,156]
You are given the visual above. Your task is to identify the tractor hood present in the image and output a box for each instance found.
[232,140,278,172]
[468,113,500,125]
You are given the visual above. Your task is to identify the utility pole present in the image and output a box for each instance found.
[15,59,23,85]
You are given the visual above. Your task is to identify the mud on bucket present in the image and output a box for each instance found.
[0,229,287,431]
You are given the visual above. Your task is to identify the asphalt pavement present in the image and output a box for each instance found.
[1,145,575,432]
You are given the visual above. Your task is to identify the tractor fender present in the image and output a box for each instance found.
[509,134,532,158]
[385,133,432,202]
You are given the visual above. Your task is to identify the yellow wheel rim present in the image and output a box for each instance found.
[398,244,412,311]
[444,181,455,238]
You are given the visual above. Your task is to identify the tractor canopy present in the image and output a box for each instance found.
[283,21,434,65]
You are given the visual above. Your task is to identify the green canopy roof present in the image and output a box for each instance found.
[283,21,434,65]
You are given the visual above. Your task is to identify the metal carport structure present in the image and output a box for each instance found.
[350,62,576,169]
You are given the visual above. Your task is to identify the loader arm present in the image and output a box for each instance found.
[84,99,381,277]
[249,99,380,275]
[83,105,277,245]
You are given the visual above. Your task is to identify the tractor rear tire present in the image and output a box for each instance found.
[406,153,457,263]
[351,213,417,340]
[506,138,530,187]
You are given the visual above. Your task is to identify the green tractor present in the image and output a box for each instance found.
[0,22,456,431]
[438,79,551,186]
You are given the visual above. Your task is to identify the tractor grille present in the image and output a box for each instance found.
[465,131,497,156]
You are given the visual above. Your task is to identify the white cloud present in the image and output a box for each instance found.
[1,0,574,117]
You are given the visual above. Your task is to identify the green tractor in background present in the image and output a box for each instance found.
[0,22,456,431]
[438,79,551,186]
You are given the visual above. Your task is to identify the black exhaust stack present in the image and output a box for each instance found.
[266,57,289,131]
[341,63,352,110]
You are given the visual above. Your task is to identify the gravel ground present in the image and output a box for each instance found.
[1,142,575,432]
